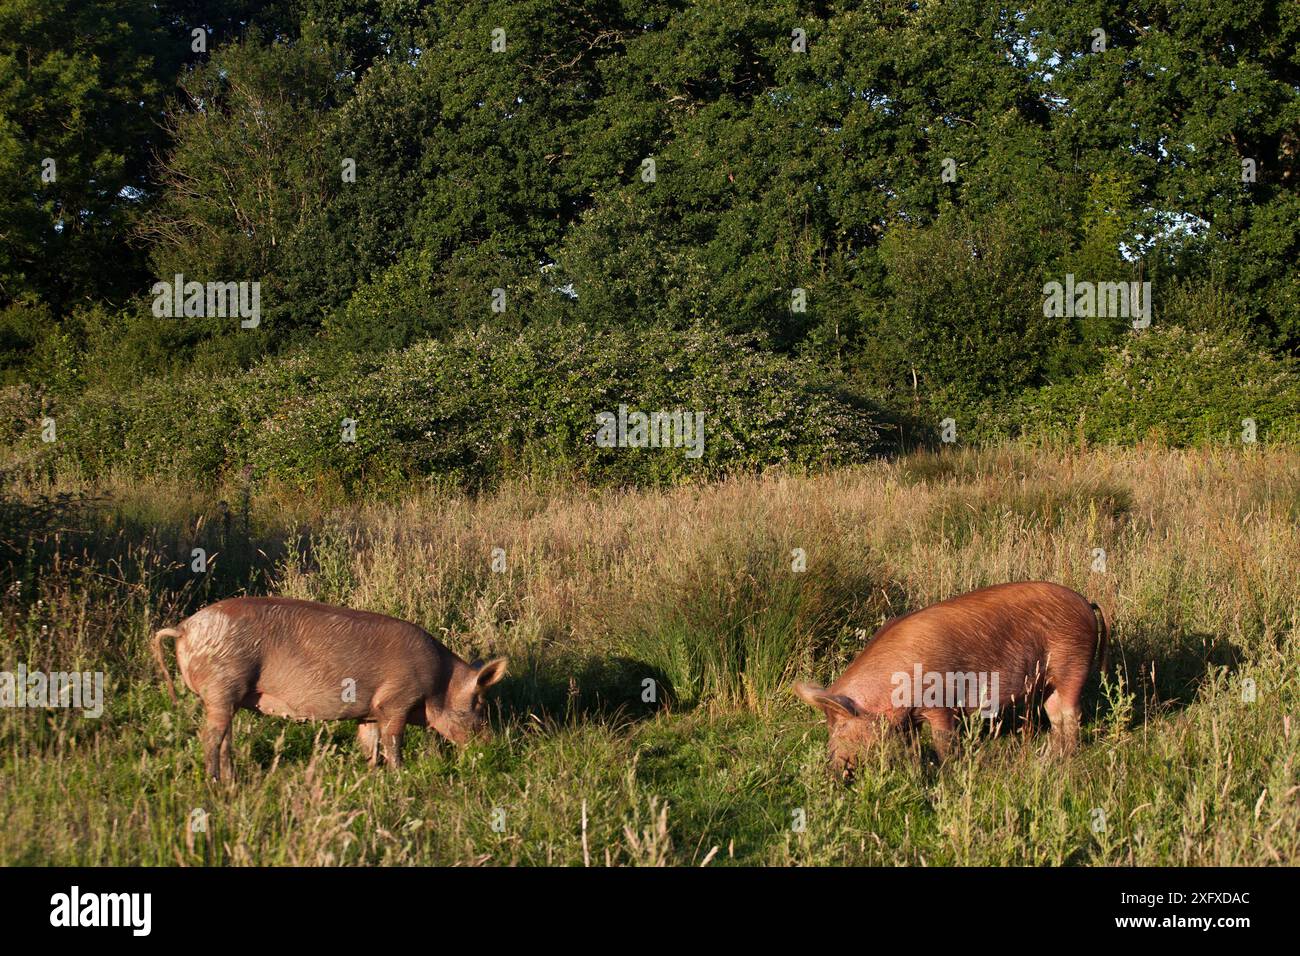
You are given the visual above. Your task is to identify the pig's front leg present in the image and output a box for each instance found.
[921,708,956,760]
[357,722,380,767]
[379,715,407,769]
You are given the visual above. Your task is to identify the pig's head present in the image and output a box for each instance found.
[430,657,509,745]
[794,681,882,777]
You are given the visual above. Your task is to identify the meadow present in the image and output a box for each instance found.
[1,444,1297,865]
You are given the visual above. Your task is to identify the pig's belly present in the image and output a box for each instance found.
[241,687,370,721]
[246,648,390,720]
[903,662,1048,713]
[973,665,1049,709]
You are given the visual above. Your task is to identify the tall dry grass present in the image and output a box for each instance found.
[1,445,1297,864]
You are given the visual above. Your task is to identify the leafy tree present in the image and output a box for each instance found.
[319,0,636,349]
[1026,0,1300,348]
[138,28,350,363]
[0,0,180,312]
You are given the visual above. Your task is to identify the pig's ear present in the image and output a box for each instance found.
[793,681,858,719]
[475,657,508,690]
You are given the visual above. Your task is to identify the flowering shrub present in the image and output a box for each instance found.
[21,323,882,491]
[973,327,1300,446]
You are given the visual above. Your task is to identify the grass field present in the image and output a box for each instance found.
[1,445,1297,865]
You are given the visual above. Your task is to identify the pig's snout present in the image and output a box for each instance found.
[430,704,490,747]
[454,718,491,746]
[828,754,855,783]
[826,742,863,781]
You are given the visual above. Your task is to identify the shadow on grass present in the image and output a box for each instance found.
[0,473,298,618]
[1107,627,1241,723]
[194,653,678,777]
[494,653,679,729]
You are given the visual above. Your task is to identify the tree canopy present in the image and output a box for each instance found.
[2,0,1297,480]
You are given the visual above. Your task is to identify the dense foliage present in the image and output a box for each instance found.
[2,0,1297,486]
[971,326,1300,446]
[4,323,878,490]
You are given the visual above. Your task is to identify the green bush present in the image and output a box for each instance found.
[970,326,1300,446]
[248,323,882,490]
[12,323,882,491]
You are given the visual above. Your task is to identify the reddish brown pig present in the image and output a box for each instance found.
[152,597,508,780]
[795,581,1107,773]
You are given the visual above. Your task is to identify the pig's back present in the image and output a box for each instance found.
[183,596,440,687]
[843,582,1096,702]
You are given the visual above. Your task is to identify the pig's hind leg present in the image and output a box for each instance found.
[219,725,235,779]
[1044,683,1083,752]
[200,677,251,781]
[201,701,235,782]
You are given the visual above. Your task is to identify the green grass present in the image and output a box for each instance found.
[1,446,1298,865]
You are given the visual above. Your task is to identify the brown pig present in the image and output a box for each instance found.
[794,581,1108,773]
[152,596,508,780]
